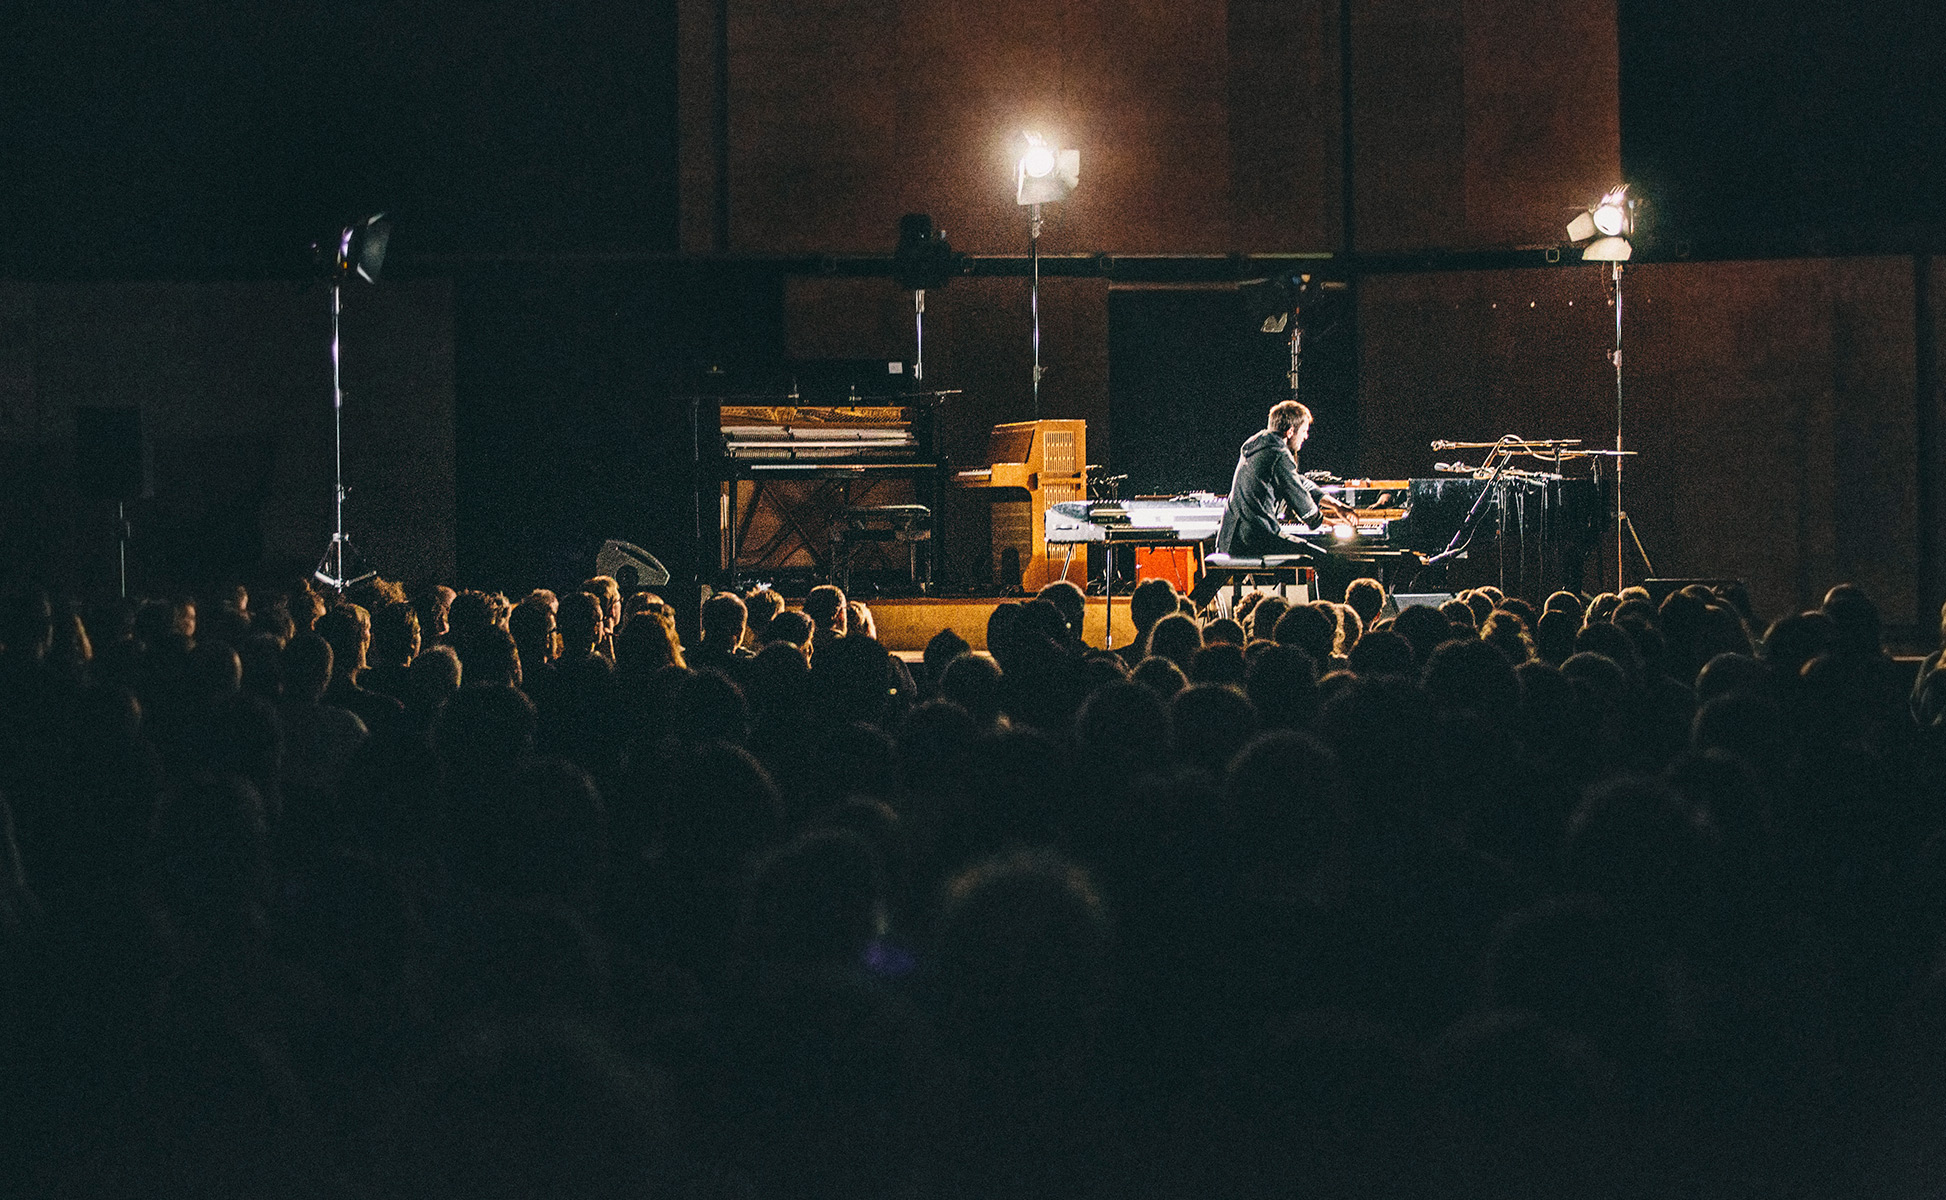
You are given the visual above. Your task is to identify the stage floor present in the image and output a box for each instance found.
[864,595,1136,653]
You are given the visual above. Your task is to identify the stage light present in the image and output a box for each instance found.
[312,213,392,592]
[1564,184,1654,589]
[1566,186,1633,262]
[893,214,957,383]
[1331,522,1355,541]
[1015,131,1081,414]
[316,212,392,283]
[1020,135,1056,179]
[1016,131,1079,206]
[1592,189,1629,237]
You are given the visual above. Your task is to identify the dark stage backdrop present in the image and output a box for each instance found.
[0,279,455,596]
[1621,0,1946,247]
[1359,259,1925,624]
[1107,287,1358,499]
[451,264,784,602]
[0,0,680,277]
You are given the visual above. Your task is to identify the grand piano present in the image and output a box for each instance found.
[1043,474,1603,599]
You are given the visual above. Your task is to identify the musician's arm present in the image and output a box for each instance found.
[1272,449,1322,524]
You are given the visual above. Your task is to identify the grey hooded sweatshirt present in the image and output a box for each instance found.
[1215,428,1325,555]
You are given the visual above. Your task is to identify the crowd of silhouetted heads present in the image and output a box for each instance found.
[3,569,1945,1199]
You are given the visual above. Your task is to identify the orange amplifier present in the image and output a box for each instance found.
[1133,545,1198,593]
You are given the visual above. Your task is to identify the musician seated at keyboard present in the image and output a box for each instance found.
[1214,400,1353,557]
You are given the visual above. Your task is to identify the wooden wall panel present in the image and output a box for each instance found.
[1462,0,1622,248]
[695,0,1614,254]
[678,0,724,252]
[1357,268,1615,476]
[1351,0,1619,252]
[716,0,1251,254]
[1360,258,1920,623]
[1351,0,1467,252]
[1228,0,1343,251]
[1629,258,1916,624]
[727,0,901,253]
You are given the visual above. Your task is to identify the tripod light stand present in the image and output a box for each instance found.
[1568,187,1652,589]
[1015,132,1079,418]
[313,213,390,592]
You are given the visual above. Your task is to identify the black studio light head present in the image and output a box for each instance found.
[1240,272,1346,336]
[893,213,957,291]
[314,213,391,283]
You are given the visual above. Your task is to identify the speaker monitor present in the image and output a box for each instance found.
[594,539,670,592]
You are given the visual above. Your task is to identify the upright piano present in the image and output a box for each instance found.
[953,419,1087,591]
[702,396,946,584]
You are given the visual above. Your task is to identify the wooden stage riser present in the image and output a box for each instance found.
[866,597,1135,653]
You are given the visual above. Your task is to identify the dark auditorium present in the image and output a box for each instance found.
[6,2,1946,1197]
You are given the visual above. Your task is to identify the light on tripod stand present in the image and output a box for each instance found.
[1565,185,1652,589]
[311,213,392,592]
[893,214,957,383]
[1592,190,1629,236]
[1013,131,1080,416]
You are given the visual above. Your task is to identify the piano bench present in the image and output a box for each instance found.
[829,506,933,593]
[1192,554,1316,616]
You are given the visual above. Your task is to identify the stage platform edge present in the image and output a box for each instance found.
[864,596,1134,653]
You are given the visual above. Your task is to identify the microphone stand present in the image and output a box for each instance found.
[1425,446,1516,570]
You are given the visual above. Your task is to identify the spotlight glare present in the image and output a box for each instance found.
[1567,185,1634,247]
[1331,522,1355,541]
[1015,133,1080,206]
[1020,135,1056,179]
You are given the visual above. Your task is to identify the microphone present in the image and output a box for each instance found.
[1433,462,1474,474]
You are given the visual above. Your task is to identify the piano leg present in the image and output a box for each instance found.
[1102,543,1115,649]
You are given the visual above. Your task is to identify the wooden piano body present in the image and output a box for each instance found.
[707,399,944,584]
[953,419,1086,591]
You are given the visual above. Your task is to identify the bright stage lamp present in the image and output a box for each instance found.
[1016,132,1079,206]
[1592,191,1629,237]
[1567,186,1634,261]
[1020,136,1056,179]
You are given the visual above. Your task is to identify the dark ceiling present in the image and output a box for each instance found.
[1,0,1941,277]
